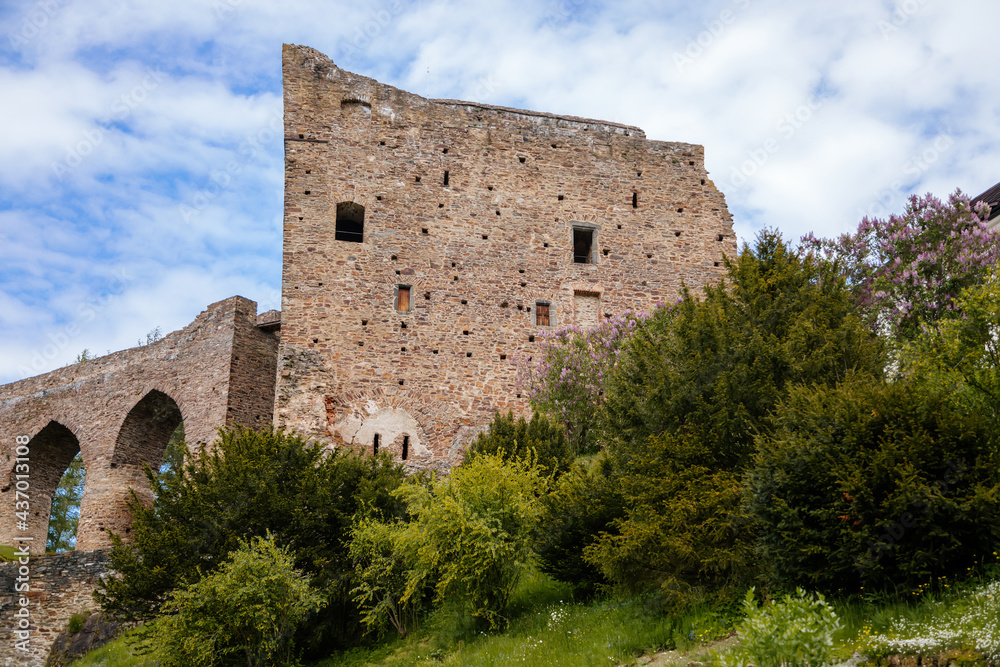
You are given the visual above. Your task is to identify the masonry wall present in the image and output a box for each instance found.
[0,296,278,552]
[0,550,109,667]
[276,44,738,471]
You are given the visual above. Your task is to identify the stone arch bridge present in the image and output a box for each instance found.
[0,296,279,551]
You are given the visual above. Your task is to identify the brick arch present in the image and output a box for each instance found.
[110,389,183,468]
[3,421,83,548]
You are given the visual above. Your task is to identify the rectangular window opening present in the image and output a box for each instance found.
[397,285,411,313]
[402,436,409,460]
[373,433,380,456]
[573,228,594,264]
[443,170,450,186]
[536,303,551,327]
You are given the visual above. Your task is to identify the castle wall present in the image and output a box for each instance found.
[0,296,278,552]
[277,44,738,470]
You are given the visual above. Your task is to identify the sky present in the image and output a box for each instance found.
[1,0,998,384]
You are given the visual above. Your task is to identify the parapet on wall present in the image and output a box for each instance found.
[0,296,279,552]
[276,44,738,470]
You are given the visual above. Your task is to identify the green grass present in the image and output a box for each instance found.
[70,628,155,667]
[319,569,733,667]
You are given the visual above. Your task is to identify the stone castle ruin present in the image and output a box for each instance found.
[0,43,735,664]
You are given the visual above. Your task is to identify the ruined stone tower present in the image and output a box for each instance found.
[275,44,737,470]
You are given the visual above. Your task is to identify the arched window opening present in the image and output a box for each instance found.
[112,390,183,469]
[336,201,365,243]
[48,451,85,553]
[17,421,81,552]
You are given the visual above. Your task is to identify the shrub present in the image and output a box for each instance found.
[95,426,407,655]
[151,534,325,667]
[395,453,547,629]
[348,517,421,638]
[749,377,1000,594]
[717,588,841,667]
[464,410,570,475]
[534,454,623,595]
[67,611,92,634]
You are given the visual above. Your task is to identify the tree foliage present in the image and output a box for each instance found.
[150,534,325,667]
[47,452,85,553]
[464,410,570,475]
[748,376,1000,594]
[519,312,647,454]
[803,190,1000,340]
[95,426,407,654]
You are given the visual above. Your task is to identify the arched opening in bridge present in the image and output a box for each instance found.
[112,390,184,471]
[16,421,83,552]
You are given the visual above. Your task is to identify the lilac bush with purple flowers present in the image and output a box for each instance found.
[517,311,651,455]
[802,190,1000,340]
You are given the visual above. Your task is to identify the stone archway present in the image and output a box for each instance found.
[76,390,183,550]
[5,421,82,548]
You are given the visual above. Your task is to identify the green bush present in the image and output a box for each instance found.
[95,426,407,655]
[717,588,841,667]
[465,410,570,476]
[151,534,325,667]
[534,454,623,595]
[67,611,91,634]
[749,377,1000,594]
[348,517,422,638]
[395,453,547,629]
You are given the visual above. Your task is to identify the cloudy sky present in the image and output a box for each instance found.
[1,0,997,384]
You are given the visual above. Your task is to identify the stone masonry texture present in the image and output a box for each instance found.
[275,43,737,471]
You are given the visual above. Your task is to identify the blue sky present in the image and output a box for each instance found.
[1,0,998,384]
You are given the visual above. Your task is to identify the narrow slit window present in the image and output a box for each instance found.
[373,433,380,456]
[573,228,595,264]
[536,302,551,327]
[443,170,450,186]
[335,202,365,243]
[632,192,638,208]
[396,285,411,313]
[402,436,409,460]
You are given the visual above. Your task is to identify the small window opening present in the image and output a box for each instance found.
[451,262,456,267]
[423,228,429,234]
[373,433,380,455]
[528,335,535,342]
[376,195,382,201]
[637,171,642,177]
[495,210,500,216]
[443,171,450,186]
[304,190,311,195]
[482,234,489,240]
[335,202,365,243]
[399,379,404,385]
[714,262,721,267]
[400,321,408,329]
[543,242,549,248]
[558,195,564,201]
[424,292,430,300]
[674,231,682,237]
[453,276,459,281]
[646,253,653,258]
[466,352,472,357]
[397,286,410,312]
[519,269,525,273]
[536,303,550,327]
[463,329,470,335]
[361,319,368,326]
[488,185,494,191]
[717,234,725,242]
[305,169,311,174]
[438,203,444,208]
[313,338,318,343]
[415,175,421,183]
[632,193,638,208]
[518,156,526,163]
[573,228,595,263]
[701,179,706,185]
[500,353,507,360]
[603,248,609,256]
[677,207,684,213]
[461,299,468,305]
[379,140,385,145]
[433,349,439,354]
[298,133,304,139]
[520,281,527,287]
[552,143,558,148]
[391,255,398,260]
[402,436,410,460]
[443,148,449,154]
[358,341,364,346]
[689,160,695,166]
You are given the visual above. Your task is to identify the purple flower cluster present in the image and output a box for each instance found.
[515,310,650,452]
[802,190,1000,338]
